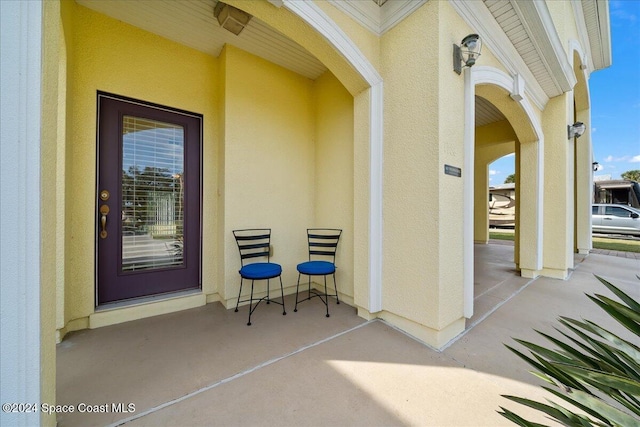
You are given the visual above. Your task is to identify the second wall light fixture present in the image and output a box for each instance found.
[568,122,586,139]
[453,34,482,75]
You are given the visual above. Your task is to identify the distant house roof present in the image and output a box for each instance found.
[490,183,516,190]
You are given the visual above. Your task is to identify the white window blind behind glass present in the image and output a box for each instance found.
[121,116,185,272]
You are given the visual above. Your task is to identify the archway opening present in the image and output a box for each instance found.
[489,153,516,230]
[467,74,542,325]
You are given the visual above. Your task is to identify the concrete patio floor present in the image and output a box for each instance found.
[56,244,639,426]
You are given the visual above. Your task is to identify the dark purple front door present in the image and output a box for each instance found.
[96,93,202,305]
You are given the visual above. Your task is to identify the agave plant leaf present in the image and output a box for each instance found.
[536,329,600,368]
[553,326,613,369]
[551,363,640,397]
[561,316,640,357]
[505,344,562,384]
[609,391,640,418]
[498,406,549,427]
[621,393,640,416]
[557,319,632,377]
[542,386,614,426]
[581,319,640,356]
[500,276,640,427]
[560,317,640,366]
[565,339,640,383]
[532,352,589,392]
[614,351,640,381]
[564,388,638,427]
[594,294,640,326]
[594,275,640,312]
[514,338,576,365]
[501,395,582,426]
[587,294,640,335]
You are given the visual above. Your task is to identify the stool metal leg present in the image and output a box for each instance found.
[333,273,340,304]
[294,273,301,312]
[279,276,286,315]
[235,278,243,312]
[266,278,270,304]
[324,275,330,317]
[247,279,255,326]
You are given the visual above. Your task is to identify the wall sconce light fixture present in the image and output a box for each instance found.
[453,34,482,75]
[568,122,586,139]
[592,162,602,172]
[214,2,252,35]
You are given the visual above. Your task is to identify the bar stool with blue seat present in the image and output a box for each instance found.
[294,228,342,317]
[233,229,286,325]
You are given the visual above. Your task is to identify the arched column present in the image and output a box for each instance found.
[569,40,592,255]
[465,66,543,316]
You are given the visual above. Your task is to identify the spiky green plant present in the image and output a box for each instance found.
[498,275,640,427]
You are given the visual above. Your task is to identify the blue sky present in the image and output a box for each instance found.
[489,0,640,185]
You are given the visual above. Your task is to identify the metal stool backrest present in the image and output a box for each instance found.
[233,229,272,267]
[307,228,342,263]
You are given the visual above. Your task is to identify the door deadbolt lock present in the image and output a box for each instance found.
[100,190,110,201]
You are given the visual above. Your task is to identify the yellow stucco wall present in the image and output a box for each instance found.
[220,45,315,300]
[542,95,574,277]
[378,0,474,344]
[225,0,369,96]
[220,46,355,305]
[41,2,64,424]
[61,1,219,330]
[216,0,372,316]
[314,0,381,73]
[380,0,442,328]
[541,0,590,275]
[314,71,356,302]
[213,1,366,310]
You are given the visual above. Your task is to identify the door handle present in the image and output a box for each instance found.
[100,205,110,238]
[603,217,613,220]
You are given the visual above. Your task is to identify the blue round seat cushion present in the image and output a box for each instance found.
[240,262,282,279]
[297,260,335,275]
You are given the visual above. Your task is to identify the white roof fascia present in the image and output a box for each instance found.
[594,0,612,69]
[449,0,549,111]
[571,0,595,74]
[511,0,577,95]
[328,0,428,36]
[380,0,428,35]
[328,0,381,35]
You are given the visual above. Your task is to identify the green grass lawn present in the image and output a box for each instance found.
[489,231,640,253]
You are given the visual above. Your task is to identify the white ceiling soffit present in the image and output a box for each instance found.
[328,0,427,35]
[76,0,327,80]
[454,0,610,108]
[475,96,507,128]
[484,0,575,98]
[580,0,612,70]
[451,0,548,110]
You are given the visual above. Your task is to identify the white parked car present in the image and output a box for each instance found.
[592,204,640,236]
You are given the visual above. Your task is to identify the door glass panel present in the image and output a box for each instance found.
[121,116,184,272]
